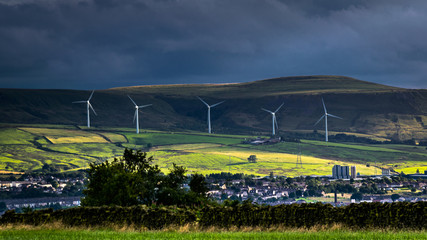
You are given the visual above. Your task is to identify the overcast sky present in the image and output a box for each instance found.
[0,0,426,90]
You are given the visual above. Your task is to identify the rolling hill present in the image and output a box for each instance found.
[1,75,427,141]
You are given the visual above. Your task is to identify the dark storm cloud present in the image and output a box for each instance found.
[0,0,426,89]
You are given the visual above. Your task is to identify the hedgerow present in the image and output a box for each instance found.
[1,202,426,230]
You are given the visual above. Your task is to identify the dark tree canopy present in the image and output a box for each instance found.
[189,173,209,197]
[82,148,209,207]
[82,149,161,206]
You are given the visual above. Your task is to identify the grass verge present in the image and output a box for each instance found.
[0,224,426,240]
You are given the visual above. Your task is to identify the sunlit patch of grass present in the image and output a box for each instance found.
[19,127,108,144]
[0,128,35,144]
[393,165,427,175]
[155,143,223,151]
[46,136,108,144]
[146,144,376,176]
[124,132,243,146]
[0,145,96,172]
[45,143,125,159]
[97,132,127,143]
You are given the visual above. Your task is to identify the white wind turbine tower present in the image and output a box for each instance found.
[128,95,152,134]
[262,102,284,136]
[72,90,97,128]
[198,96,225,134]
[314,98,343,142]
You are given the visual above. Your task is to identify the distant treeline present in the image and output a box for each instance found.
[1,202,426,230]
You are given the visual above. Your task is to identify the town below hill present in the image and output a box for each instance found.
[1,170,426,214]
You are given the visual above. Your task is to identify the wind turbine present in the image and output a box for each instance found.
[314,98,342,142]
[198,96,225,134]
[72,91,96,128]
[262,102,284,135]
[128,95,152,134]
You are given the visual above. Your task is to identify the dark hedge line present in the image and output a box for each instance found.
[1,202,426,230]
[200,202,427,229]
[0,205,197,229]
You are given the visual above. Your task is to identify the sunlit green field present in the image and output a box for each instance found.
[0,124,426,176]
[1,229,426,240]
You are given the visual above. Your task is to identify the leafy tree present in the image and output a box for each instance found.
[391,193,401,202]
[351,192,363,201]
[156,164,188,206]
[82,148,207,207]
[248,155,257,163]
[82,148,161,206]
[244,177,255,187]
[22,206,33,214]
[189,173,209,197]
[383,176,392,184]
[0,202,7,212]
[51,180,59,189]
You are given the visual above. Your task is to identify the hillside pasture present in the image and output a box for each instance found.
[185,145,376,176]
[19,127,108,144]
[0,124,426,176]
[0,145,95,172]
[0,128,35,145]
[45,143,124,159]
[149,143,376,176]
[97,132,127,143]
[125,132,244,146]
[243,140,427,169]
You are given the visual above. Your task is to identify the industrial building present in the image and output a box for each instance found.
[332,165,349,179]
[350,166,356,179]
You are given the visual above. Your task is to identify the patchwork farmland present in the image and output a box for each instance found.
[1,124,426,176]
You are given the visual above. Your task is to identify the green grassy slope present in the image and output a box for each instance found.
[0,124,426,176]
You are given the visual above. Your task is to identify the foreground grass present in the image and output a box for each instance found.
[1,228,426,240]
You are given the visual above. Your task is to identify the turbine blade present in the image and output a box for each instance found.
[128,95,137,106]
[322,98,327,113]
[133,109,137,123]
[72,101,86,103]
[274,102,285,113]
[314,115,325,126]
[197,96,209,107]
[88,90,95,101]
[328,113,343,119]
[138,104,152,108]
[88,102,97,116]
[274,115,279,130]
[261,108,273,114]
[211,100,225,108]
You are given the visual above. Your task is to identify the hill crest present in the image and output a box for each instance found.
[107,75,402,98]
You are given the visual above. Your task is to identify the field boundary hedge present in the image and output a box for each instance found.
[1,202,426,230]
